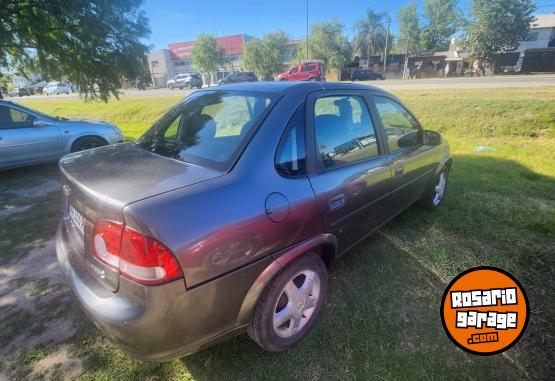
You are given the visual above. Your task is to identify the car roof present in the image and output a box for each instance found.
[202,81,388,95]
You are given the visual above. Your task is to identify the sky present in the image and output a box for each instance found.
[141,0,555,50]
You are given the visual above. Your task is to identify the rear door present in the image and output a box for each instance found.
[297,65,310,81]
[306,63,319,79]
[307,91,392,253]
[0,105,62,167]
[371,95,437,213]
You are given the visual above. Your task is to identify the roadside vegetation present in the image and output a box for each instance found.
[1,87,553,380]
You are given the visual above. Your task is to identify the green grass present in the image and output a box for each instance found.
[2,87,553,380]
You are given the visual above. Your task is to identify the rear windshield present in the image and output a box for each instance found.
[136,90,276,171]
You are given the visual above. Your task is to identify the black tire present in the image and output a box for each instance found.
[197,85,202,89]
[248,253,327,352]
[71,136,107,152]
[418,166,449,211]
[308,77,317,81]
[168,84,174,90]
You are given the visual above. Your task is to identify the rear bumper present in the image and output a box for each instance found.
[56,224,271,361]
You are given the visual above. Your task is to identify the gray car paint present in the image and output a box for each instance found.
[57,82,451,360]
[0,100,123,170]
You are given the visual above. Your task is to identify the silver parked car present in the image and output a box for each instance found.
[43,82,71,95]
[167,73,203,90]
[0,100,123,170]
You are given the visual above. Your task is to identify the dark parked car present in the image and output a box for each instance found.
[57,82,451,361]
[8,87,31,97]
[351,69,385,81]
[219,71,258,84]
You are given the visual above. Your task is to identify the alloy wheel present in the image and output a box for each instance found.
[273,270,321,338]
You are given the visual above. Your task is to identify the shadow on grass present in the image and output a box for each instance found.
[0,163,62,266]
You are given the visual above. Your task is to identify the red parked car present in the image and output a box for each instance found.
[276,60,325,81]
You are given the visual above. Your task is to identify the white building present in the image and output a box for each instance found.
[515,13,555,53]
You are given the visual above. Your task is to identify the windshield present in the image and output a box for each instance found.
[136,90,276,171]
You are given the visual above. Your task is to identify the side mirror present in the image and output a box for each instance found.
[424,130,442,146]
[397,131,420,148]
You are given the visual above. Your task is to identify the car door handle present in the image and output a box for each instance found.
[395,167,405,176]
[329,194,345,211]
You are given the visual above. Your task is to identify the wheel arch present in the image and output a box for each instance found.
[69,134,109,152]
[236,234,338,325]
[436,153,453,175]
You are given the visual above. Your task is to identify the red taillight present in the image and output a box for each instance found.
[92,220,123,270]
[92,220,183,285]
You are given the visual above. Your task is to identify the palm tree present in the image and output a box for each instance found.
[354,9,387,61]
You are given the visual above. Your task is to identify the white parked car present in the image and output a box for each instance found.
[44,82,71,95]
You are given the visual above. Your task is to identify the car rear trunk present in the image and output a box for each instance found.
[59,143,223,292]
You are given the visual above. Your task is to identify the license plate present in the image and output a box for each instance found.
[69,205,85,235]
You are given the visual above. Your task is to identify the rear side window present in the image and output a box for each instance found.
[275,107,306,177]
[373,96,422,153]
[314,96,379,169]
[137,91,275,171]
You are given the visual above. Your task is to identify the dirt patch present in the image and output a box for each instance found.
[31,346,82,381]
[0,239,63,292]
[4,179,61,200]
[0,239,79,375]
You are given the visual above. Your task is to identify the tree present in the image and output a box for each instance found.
[296,21,352,81]
[399,0,464,53]
[467,0,536,61]
[421,0,463,51]
[0,0,150,101]
[353,10,387,60]
[398,3,422,53]
[191,34,225,85]
[242,31,288,81]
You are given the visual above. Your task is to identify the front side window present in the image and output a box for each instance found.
[137,91,275,170]
[314,95,379,169]
[0,106,34,129]
[373,96,422,153]
[275,107,306,177]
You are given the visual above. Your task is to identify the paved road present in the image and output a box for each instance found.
[372,74,555,90]
[8,74,555,101]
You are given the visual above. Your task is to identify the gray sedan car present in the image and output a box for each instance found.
[57,82,451,360]
[0,100,123,170]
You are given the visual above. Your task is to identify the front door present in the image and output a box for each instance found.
[0,106,61,167]
[371,96,437,212]
[307,92,392,253]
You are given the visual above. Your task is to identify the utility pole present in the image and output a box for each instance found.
[306,0,309,60]
[383,14,390,74]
